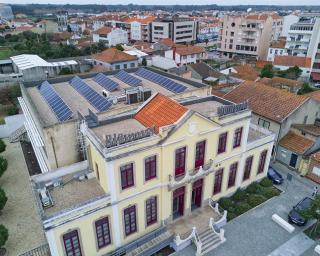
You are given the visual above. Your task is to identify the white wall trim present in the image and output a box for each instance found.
[45,229,59,256]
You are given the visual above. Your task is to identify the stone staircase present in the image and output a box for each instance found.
[198,228,225,255]
[9,125,26,143]
[126,231,173,256]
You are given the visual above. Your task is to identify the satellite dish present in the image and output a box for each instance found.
[247,8,252,13]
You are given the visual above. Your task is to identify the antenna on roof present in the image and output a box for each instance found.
[247,8,252,13]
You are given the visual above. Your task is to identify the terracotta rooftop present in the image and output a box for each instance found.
[175,45,205,56]
[292,124,320,136]
[159,38,175,48]
[312,151,320,162]
[94,26,112,34]
[270,40,286,49]
[274,55,312,68]
[223,81,308,123]
[92,48,137,64]
[125,16,156,24]
[305,90,320,102]
[256,60,272,69]
[135,93,188,133]
[279,131,314,155]
[231,64,259,81]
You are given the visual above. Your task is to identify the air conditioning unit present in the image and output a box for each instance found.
[116,94,127,102]
[39,189,51,208]
[140,88,152,101]
[102,90,110,98]
[126,88,139,104]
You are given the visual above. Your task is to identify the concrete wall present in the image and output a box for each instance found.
[276,145,302,170]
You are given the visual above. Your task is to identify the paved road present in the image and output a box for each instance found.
[175,162,318,256]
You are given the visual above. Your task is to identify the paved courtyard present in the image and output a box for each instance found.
[0,140,46,255]
[175,162,319,256]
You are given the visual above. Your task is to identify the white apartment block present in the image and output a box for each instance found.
[152,17,198,44]
[281,14,299,38]
[219,13,280,60]
[92,27,128,46]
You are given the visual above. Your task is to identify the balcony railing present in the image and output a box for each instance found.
[168,160,214,190]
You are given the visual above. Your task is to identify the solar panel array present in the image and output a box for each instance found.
[94,73,118,92]
[135,68,187,93]
[69,76,112,112]
[38,81,73,122]
[115,70,142,87]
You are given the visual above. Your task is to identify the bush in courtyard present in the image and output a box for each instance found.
[0,157,7,178]
[260,187,280,199]
[218,197,234,210]
[227,212,237,221]
[248,194,265,207]
[233,202,251,215]
[0,139,5,154]
[0,225,8,251]
[231,188,248,201]
[6,105,18,116]
[260,177,273,188]
[0,188,7,213]
[245,182,261,194]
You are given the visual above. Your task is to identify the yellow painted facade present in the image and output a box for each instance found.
[44,101,274,256]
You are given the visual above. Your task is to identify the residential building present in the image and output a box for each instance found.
[267,38,286,61]
[187,62,226,84]
[270,14,284,41]
[258,76,303,93]
[220,64,259,81]
[220,81,320,155]
[32,92,274,256]
[56,11,68,31]
[19,67,211,172]
[151,16,199,44]
[281,14,299,38]
[305,151,320,183]
[164,45,206,65]
[273,55,312,79]
[219,13,281,60]
[92,27,128,46]
[0,4,13,21]
[126,16,155,42]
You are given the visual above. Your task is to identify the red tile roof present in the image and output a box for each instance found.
[223,81,308,123]
[305,90,320,102]
[94,26,112,34]
[256,60,272,69]
[92,48,137,64]
[233,64,258,81]
[135,94,188,133]
[312,151,320,162]
[279,131,314,154]
[175,45,205,56]
[274,55,312,68]
[159,38,175,48]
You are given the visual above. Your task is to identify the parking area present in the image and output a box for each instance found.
[175,162,319,256]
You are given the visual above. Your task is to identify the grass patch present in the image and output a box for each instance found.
[0,48,14,59]
[0,118,5,125]
[218,178,281,221]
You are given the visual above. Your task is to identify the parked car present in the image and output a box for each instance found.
[288,197,313,225]
[267,167,283,184]
[315,83,320,88]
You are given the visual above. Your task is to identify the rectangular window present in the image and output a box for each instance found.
[145,155,157,181]
[146,196,157,226]
[95,162,100,181]
[258,118,270,129]
[124,205,137,236]
[95,217,111,249]
[213,169,223,195]
[233,127,243,148]
[63,230,82,256]
[195,140,206,169]
[120,163,134,190]
[175,147,186,177]
[243,156,253,181]
[218,132,227,154]
[258,150,268,174]
[228,162,238,188]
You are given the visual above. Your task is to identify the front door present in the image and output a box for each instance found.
[191,179,203,210]
[289,153,298,168]
[172,187,185,220]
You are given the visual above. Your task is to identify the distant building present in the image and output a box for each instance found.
[92,27,128,46]
[127,16,155,42]
[0,4,13,21]
[164,45,206,66]
[267,38,287,61]
[273,55,312,79]
[56,11,68,31]
[281,14,299,38]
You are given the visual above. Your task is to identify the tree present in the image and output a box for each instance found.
[115,44,124,51]
[142,58,147,66]
[297,82,315,95]
[278,66,302,80]
[0,225,8,253]
[260,63,274,78]
[67,25,72,33]
[0,188,7,213]
[0,157,7,178]
[300,195,320,237]
[0,139,5,154]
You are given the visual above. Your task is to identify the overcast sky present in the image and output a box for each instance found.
[4,0,320,5]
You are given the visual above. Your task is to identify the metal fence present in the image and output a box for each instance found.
[18,244,51,256]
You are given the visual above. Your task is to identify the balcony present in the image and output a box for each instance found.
[168,160,214,190]
[246,124,275,151]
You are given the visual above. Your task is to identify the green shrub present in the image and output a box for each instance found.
[260,177,273,187]
[246,182,261,194]
[218,197,234,210]
[0,139,6,153]
[248,194,265,207]
[0,118,5,125]
[231,188,248,201]
[6,105,18,116]
[260,187,280,199]
[233,202,251,215]
[0,156,7,177]
[0,188,7,211]
[0,224,8,248]
[227,212,237,221]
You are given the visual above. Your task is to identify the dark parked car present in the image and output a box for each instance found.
[288,197,313,225]
[267,167,284,184]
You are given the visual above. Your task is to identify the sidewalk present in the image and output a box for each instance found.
[0,140,46,255]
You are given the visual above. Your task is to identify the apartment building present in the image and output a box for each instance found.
[219,13,281,60]
[127,16,155,42]
[32,91,274,256]
[92,27,128,46]
[151,16,199,44]
[164,45,207,65]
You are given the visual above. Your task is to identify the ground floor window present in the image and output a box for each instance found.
[213,169,224,195]
[243,156,253,181]
[228,162,238,188]
[95,217,111,249]
[124,205,137,236]
[146,196,157,226]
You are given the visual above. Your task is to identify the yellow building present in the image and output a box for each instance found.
[33,93,274,256]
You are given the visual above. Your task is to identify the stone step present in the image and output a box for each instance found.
[202,233,221,245]
[202,239,225,255]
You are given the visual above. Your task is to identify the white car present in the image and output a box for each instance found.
[315,83,320,88]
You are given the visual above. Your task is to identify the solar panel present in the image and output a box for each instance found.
[115,70,142,87]
[38,81,73,122]
[135,68,187,93]
[69,76,112,112]
[94,73,118,92]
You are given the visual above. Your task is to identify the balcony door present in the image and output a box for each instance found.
[195,141,206,169]
[191,179,203,210]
